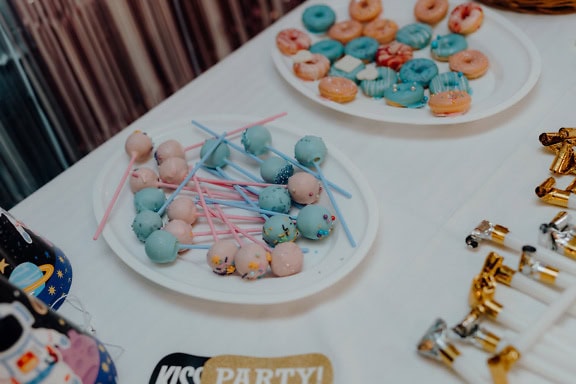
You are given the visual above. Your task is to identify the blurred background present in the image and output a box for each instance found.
[0,0,304,209]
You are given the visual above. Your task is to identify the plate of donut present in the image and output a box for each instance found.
[271,0,541,125]
[93,114,379,304]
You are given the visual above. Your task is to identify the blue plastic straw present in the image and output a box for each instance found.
[314,160,356,248]
[158,131,227,215]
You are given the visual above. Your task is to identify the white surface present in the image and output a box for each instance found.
[271,0,541,125]
[9,0,576,383]
[92,115,378,304]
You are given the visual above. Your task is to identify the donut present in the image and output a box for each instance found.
[329,55,365,83]
[318,76,358,103]
[348,0,383,23]
[301,4,336,34]
[383,82,426,108]
[276,28,311,55]
[293,53,330,81]
[448,2,484,35]
[328,20,363,44]
[398,58,439,88]
[358,66,398,98]
[429,72,471,95]
[375,41,414,71]
[428,90,471,116]
[449,49,489,79]
[414,0,449,25]
[395,22,433,50]
[344,36,379,63]
[363,18,398,45]
[430,33,467,62]
[309,39,344,63]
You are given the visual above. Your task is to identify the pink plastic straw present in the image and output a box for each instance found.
[193,228,262,237]
[183,112,287,152]
[192,175,218,241]
[93,154,136,240]
[205,186,242,244]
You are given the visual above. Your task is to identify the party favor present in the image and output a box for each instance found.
[0,207,72,310]
[0,275,118,383]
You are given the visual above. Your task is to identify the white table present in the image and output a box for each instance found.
[9,1,576,383]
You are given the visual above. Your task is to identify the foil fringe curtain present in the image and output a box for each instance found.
[0,0,303,209]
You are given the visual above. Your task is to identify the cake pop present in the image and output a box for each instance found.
[157,131,228,216]
[154,139,185,165]
[199,138,231,169]
[241,125,272,156]
[287,172,322,205]
[158,157,189,184]
[183,112,287,152]
[270,242,304,277]
[133,187,166,213]
[129,167,159,193]
[206,239,239,275]
[260,157,294,184]
[132,209,163,242]
[166,197,198,224]
[258,186,292,214]
[262,215,299,246]
[93,130,153,240]
[164,219,194,249]
[296,204,334,240]
[234,243,271,280]
[294,135,327,167]
[144,230,208,263]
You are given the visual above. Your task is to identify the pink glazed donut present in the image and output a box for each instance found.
[448,2,484,35]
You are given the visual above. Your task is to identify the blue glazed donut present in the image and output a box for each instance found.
[430,33,468,61]
[344,36,379,62]
[399,58,439,88]
[395,23,433,50]
[383,82,427,108]
[429,71,472,95]
[360,67,398,98]
[301,4,336,34]
[310,39,344,63]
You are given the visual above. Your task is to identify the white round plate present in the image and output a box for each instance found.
[93,115,379,304]
[271,0,541,125]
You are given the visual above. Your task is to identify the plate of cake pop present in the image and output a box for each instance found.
[92,113,379,304]
[271,0,541,125]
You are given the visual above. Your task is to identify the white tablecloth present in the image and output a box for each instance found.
[9,1,576,383]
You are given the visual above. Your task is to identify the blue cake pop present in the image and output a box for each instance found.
[294,135,327,167]
[200,138,230,169]
[241,125,272,156]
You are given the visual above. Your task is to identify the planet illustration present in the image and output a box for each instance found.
[8,262,54,296]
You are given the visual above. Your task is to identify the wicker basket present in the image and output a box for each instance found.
[477,0,576,13]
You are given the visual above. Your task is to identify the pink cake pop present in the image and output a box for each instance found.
[129,167,159,193]
[234,243,271,280]
[94,130,153,240]
[166,197,198,224]
[287,172,322,204]
[154,139,185,165]
[206,239,239,275]
[164,219,194,251]
[270,241,304,277]
[158,157,189,184]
